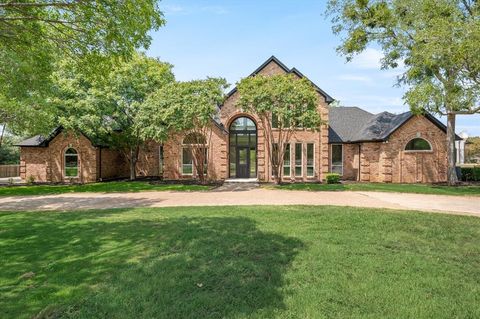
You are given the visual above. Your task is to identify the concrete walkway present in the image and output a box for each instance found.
[0,188,479,216]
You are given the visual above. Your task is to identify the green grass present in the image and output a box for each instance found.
[0,181,211,197]
[271,182,480,196]
[1,206,479,318]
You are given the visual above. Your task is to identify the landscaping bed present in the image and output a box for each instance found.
[0,180,213,197]
[270,181,480,196]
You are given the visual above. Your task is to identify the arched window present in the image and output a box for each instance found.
[229,117,257,178]
[64,148,78,177]
[182,133,207,176]
[405,138,432,151]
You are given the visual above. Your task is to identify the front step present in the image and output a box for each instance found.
[224,178,259,183]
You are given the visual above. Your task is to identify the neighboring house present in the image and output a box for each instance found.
[17,56,456,184]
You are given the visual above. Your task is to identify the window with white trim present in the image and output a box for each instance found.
[182,133,207,176]
[331,144,343,175]
[283,143,291,177]
[306,143,315,177]
[64,148,78,177]
[295,143,303,177]
[405,138,432,151]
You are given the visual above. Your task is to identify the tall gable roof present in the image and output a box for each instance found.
[224,56,334,103]
[328,107,460,143]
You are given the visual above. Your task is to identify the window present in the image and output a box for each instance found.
[405,138,432,151]
[295,143,303,177]
[159,145,164,175]
[64,148,78,177]
[331,144,343,175]
[182,133,207,176]
[283,143,291,177]
[182,147,193,175]
[306,143,314,177]
[229,117,257,178]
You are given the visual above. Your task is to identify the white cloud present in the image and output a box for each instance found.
[164,5,185,14]
[336,74,373,83]
[336,94,407,114]
[201,6,229,15]
[349,48,383,69]
[163,4,228,16]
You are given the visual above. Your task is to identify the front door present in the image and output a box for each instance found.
[236,147,250,178]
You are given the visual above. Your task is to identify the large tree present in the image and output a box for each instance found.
[236,74,322,184]
[142,78,228,183]
[55,52,175,180]
[0,0,165,141]
[326,0,480,185]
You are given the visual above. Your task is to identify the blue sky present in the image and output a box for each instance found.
[147,0,479,136]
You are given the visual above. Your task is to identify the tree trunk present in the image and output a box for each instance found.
[129,147,137,181]
[446,112,458,185]
[0,123,6,150]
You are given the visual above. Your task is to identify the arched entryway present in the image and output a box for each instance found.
[229,116,257,178]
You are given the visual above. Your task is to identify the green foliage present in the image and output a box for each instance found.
[236,74,322,183]
[142,78,228,142]
[0,134,21,164]
[26,175,35,185]
[460,166,480,182]
[326,0,480,184]
[0,1,165,104]
[142,78,228,183]
[325,173,341,184]
[1,206,480,318]
[236,74,322,129]
[466,137,480,163]
[53,52,175,179]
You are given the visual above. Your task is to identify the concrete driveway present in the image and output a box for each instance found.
[0,188,478,216]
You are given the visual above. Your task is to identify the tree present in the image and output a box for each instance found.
[142,78,228,183]
[326,0,480,185]
[0,0,165,101]
[55,52,175,180]
[236,74,322,184]
[0,0,165,150]
[466,136,480,163]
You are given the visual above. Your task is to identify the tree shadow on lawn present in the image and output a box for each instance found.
[0,210,303,319]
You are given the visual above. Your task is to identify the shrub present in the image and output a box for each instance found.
[325,173,341,184]
[460,166,480,181]
[27,175,35,185]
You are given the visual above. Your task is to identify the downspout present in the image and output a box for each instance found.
[358,144,361,182]
[98,147,102,182]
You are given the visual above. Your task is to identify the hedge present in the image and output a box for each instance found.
[459,166,480,182]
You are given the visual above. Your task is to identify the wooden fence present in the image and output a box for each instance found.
[0,165,20,178]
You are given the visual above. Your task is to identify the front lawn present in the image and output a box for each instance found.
[1,206,479,318]
[272,182,480,196]
[0,180,211,197]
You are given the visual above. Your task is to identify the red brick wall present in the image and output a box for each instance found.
[219,60,330,182]
[340,115,447,183]
[99,148,129,180]
[20,131,98,183]
[162,125,228,181]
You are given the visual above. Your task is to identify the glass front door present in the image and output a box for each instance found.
[229,117,257,178]
[236,147,250,178]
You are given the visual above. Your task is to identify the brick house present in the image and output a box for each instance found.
[17,56,455,184]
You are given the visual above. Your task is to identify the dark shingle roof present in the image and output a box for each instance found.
[328,107,374,143]
[14,135,48,147]
[15,126,107,147]
[328,106,459,143]
[14,127,63,147]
